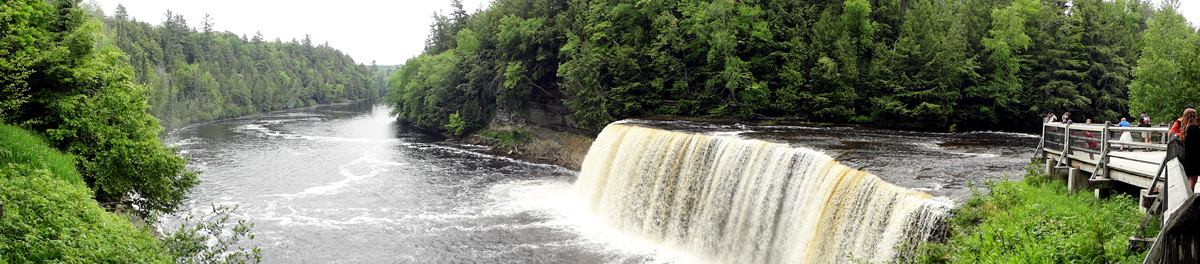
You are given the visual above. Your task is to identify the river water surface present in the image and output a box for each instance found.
[163,101,1038,263]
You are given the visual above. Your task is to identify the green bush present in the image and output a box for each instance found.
[914,161,1153,263]
[445,111,467,137]
[478,128,531,150]
[0,124,171,262]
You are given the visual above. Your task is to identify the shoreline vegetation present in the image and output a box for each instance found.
[910,161,1159,264]
[100,4,379,131]
[0,0,330,261]
[386,0,1200,139]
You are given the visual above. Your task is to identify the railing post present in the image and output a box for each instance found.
[1040,123,1048,159]
[1101,122,1111,175]
[1064,124,1072,166]
[1101,122,1110,158]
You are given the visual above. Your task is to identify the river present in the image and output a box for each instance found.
[163,101,1038,263]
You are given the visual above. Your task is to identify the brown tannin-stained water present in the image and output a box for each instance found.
[163,101,1037,263]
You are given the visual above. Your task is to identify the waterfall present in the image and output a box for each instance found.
[574,123,953,263]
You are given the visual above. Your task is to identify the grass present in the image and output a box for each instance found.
[0,125,84,186]
[477,127,531,151]
[911,161,1157,264]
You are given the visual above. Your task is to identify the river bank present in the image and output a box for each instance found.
[457,124,594,170]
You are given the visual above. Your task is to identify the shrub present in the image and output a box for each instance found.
[914,161,1153,263]
[0,124,171,262]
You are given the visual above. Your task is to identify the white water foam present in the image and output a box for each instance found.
[280,153,404,198]
[916,141,1001,158]
[486,179,711,263]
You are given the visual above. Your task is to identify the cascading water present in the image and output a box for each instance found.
[574,123,954,263]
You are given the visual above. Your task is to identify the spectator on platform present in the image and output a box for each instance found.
[1139,111,1153,151]
[1119,118,1133,151]
[1179,108,1199,190]
[1169,105,1195,139]
[1045,111,1057,123]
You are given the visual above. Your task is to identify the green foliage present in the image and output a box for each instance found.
[387,0,1159,133]
[100,10,376,129]
[1,0,197,220]
[44,73,199,221]
[912,161,1153,263]
[980,0,1036,109]
[445,111,467,137]
[0,124,172,263]
[164,204,262,264]
[0,124,81,186]
[477,128,530,151]
[841,0,877,50]
[1129,1,1199,122]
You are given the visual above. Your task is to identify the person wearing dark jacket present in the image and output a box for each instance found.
[1180,108,1199,191]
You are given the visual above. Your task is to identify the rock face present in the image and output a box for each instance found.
[492,98,579,133]
[466,126,594,170]
[484,88,593,169]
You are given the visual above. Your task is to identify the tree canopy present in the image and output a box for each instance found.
[387,0,1183,134]
[1,0,196,220]
[1129,0,1200,122]
[102,7,377,129]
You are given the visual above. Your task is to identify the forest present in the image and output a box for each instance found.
[0,0,388,261]
[1,0,197,261]
[387,0,1200,134]
[101,5,377,129]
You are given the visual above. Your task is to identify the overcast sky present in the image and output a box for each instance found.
[97,0,1200,66]
[96,0,492,65]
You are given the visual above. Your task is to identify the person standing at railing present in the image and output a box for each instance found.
[1061,112,1073,125]
[1119,118,1133,151]
[1140,111,1153,151]
[1078,119,1099,159]
[1178,108,1199,190]
[1045,111,1057,123]
[1168,105,1195,138]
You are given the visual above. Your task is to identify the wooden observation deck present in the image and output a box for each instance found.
[1036,122,1198,264]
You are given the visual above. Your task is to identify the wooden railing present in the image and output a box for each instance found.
[1038,122,1170,175]
[1039,122,1200,263]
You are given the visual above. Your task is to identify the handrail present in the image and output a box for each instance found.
[1044,122,1169,133]
[1106,140,1169,150]
[1039,122,1170,175]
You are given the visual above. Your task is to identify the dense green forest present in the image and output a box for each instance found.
[101,5,376,129]
[2,0,194,222]
[1,0,189,261]
[388,0,1200,134]
[0,0,262,261]
[371,63,401,98]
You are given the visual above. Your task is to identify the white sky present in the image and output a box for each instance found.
[97,0,1200,66]
[96,0,492,65]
